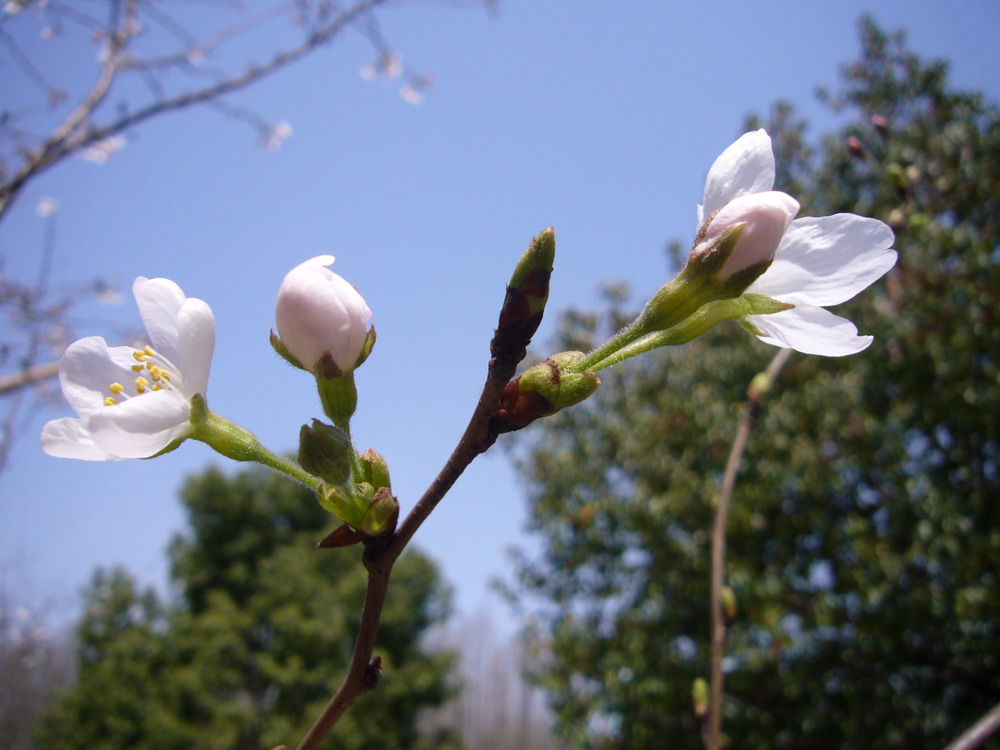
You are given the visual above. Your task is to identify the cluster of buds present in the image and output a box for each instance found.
[273,256,398,545]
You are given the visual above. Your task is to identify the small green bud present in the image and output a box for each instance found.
[358,448,391,490]
[692,677,710,720]
[357,487,399,537]
[298,419,352,486]
[721,585,738,626]
[493,351,600,433]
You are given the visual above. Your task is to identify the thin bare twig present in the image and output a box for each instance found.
[705,347,791,750]
[944,701,1000,750]
[0,0,389,221]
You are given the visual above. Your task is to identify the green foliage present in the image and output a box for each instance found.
[508,18,1000,749]
[35,466,459,750]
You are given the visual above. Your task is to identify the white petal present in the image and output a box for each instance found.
[133,276,185,364]
[58,337,145,417]
[40,417,121,460]
[746,305,873,357]
[747,215,896,306]
[86,390,192,458]
[700,130,775,221]
[176,297,215,397]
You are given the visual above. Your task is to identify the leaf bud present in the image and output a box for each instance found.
[493,351,600,433]
[692,677,710,720]
[492,227,556,367]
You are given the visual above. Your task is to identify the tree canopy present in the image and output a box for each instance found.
[36,464,459,750]
[507,18,1000,749]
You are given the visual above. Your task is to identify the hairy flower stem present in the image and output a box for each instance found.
[705,347,790,750]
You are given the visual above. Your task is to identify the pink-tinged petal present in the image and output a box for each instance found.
[747,215,896,306]
[86,389,192,458]
[176,297,215,397]
[40,417,120,460]
[746,305,873,357]
[700,130,775,221]
[707,191,800,278]
[58,337,144,417]
[133,276,185,363]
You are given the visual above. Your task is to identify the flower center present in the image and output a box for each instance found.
[103,345,183,406]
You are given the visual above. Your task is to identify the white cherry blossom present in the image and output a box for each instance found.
[41,277,215,460]
[701,129,897,356]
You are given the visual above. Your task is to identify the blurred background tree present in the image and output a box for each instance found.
[505,17,1000,749]
[34,464,460,750]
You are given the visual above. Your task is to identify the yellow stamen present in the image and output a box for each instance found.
[135,376,149,394]
[143,345,156,357]
[131,364,144,372]
[132,350,147,362]
[152,384,164,391]
[109,383,125,395]
[104,397,117,406]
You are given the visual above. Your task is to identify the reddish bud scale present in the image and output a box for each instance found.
[491,267,552,367]
[492,375,557,433]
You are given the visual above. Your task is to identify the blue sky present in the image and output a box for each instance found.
[3,1,1000,630]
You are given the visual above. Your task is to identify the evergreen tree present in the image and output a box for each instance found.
[36,465,459,750]
[507,18,1000,749]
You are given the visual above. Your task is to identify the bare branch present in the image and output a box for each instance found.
[705,347,791,750]
[944,702,1000,750]
[0,0,391,221]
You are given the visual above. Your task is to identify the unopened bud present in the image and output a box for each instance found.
[273,255,375,378]
[357,487,399,537]
[692,677,710,720]
[871,114,889,136]
[721,585,738,626]
[846,135,865,160]
[698,191,799,282]
[358,448,391,491]
[298,419,352,486]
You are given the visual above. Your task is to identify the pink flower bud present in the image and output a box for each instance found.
[275,256,372,374]
[706,191,799,279]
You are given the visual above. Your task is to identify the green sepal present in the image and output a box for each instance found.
[353,326,377,370]
[316,482,365,527]
[269,330,305,370]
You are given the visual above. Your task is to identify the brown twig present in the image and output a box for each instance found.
[0,0,389,221]
[295,229,549,749]
[295,365,506,750]
[705,347,791,750]
[944,701,1000,750]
